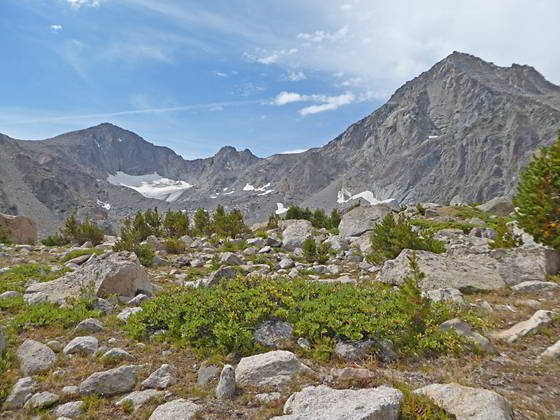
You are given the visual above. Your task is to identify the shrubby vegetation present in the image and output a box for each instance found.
[62,211,105,246]
[192,205,248,238]
[126,264,474,359]
[0,264,70,294]
[489,221,523,249]
[302,238,332,264]
[368,214,446,264]
[513,133,560,250]
[0,226,12,244]
[41,233,70,247]
[285,206,341,231]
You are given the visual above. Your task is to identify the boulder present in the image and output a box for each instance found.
[203,265,236,287]
[75,318,104,333]
[254,320,294,348]
[117,307,143,322]
[490,247,560,286]
[414,383,513,420]
[24,252,153,305]
[197,364,220,386]
[378,249,506,292]
[323,236,349,251]
[116,389,165,411]
[423,288,464,304]
[63,336,98,356]
[338,205,392,238]
[3,377,36,409]
[440,319,495,352]
[53,400,84,418]
[538,339,560,361]
[16,339,57,375]
[335,340,374,361]
[235,350,311,387]
[476,196,514,216]
[142,364,176,389]
[0,213,37,244]
[512,281,560,293]
[271,385,403,420]
[23,391,59,410]
[79,365,139,396]
[149,399,202,420]
[282,220,313,250]
[216,364,236,399]
[102,348,133,361]
[493,310,554,343]
[220,252,243,265]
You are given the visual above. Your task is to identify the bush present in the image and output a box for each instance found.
[302,238,317,262]
[193,208,211,236]
[513,134,560,250]
[267,214,279,229]
[41,233,70,247]
[62,211,105,246]
[0,226,12,244]
[0,264,70,293]
[164,238,186,254]
[132,243,155,267]
[369,214,445,263]
[125,274,474,358]
[489,221,522,249]
[415,203,426,216]
[163,211,189,238]
[285,206,341,230]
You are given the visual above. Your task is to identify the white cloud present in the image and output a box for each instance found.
[272,91,355,115]
[243,48,298,65]
[340,4,353,11]
[50,24,63,31]
[66,0,100,9]
[285,70,307,81]
[297,26,348,43]
[299,92,355,115]
[214,71,228,77]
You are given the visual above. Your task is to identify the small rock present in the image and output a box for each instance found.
[16,339,57,375]
[149,399,202,420]
[494,310,554,343]
[220,252,243,265]
[24,391,59,410]
[142,364,176,389]
[93,297,114,314]
[331,367,377,379]
[440,319,495,352]
[254,320,294,348]
[62,386,79,396]
[63,336,98,356]
[278,258,295,270]
[3,377,36,409]
[127,294,150,305]
[216,364,236,399]
[197,364,220,386]
[102,348,133,361]
[297,338,311,350]
[537,339,560,361]
[46,340,64,352]
[117,307,143,322]
[423,288,464,304]
[53,401,84,418]
[335,340,374,361]
[259,245,272,254]
[256,392,282,404]
[0,290,20,300]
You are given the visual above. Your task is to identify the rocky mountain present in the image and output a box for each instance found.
[1,51,559,235]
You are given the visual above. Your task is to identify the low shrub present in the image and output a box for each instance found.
[285,206,341,230]
[489,221,522,249]
[369,215,446,264]
[10,298,100,330]
[0,264,70,293]
[125,272,474,358]
[0,226,12,244]
[302,238,317,263]
[62,212,105,246]
[132,243,155,267]
[41,233,70,247]
[163,211,189,238]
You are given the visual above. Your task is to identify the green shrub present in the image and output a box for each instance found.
[10,298,100,330]
[0,226,12,244]
[164,238,185,254]
[41,233,69,247]
[489,221,522,249]
[285,206,341,230]
[132,244,155,267]
[193,208,211,236]
[0,264,70,293]
[410,219,477,235]
[62,211,105,246]
[302,238,317,263]
[415,203,426,216]
[317,242,332,264]
[513,133,560,250]
[369,214,445,263]
[255,230,268,239]
[267,214,279,229]
[125,274,474,358]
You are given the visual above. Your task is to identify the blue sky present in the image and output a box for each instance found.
[1,0,559,159]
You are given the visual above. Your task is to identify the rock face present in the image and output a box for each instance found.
[338,205,392,238]
[16,339,57,375]
[24,252,152,304]
[378,249,506,292]
[235,350,311,387]
[282,220,313,250]
[0,213,37,244]
[79,365,138,396]
[271,385,403,420]
[149,399,202,420]
[414,383,513,420]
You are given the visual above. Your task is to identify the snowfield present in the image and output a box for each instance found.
[337,188,398,207]
[276,203,289,215]
[107,171,193,202]
[96,199,111,210]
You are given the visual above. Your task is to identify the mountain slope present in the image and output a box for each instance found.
[1,51,559,234]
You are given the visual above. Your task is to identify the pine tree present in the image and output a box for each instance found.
[513,134,560,250]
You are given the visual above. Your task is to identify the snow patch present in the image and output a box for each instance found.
[243,182,272,192]
[224,190,235,195]
[337,189,397,207]
[96,199,111,210]
[428,135,439,139]
[117,138,124,143]
[276,203,289,215]
[107,171,193,202]
[243,183,256,191]
[258,190,274,196]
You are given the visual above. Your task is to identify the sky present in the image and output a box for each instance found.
[1,0,559,159]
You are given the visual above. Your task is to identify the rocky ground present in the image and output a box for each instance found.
[0,202,559,419]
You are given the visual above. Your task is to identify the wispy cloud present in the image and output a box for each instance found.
[285,70,307,81]
[214,71,228,77]
[272,91,355,115]
[243,48,298,65]
[66,0,100,9]
[50,24,63,32]
[297,26,348,43]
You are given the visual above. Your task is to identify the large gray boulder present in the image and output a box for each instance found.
[116,389,165,411]
[16,339,57,375]
[271,385,403,420]
[235,350,311,387]
[338,205,392,238]
[414,383,513,420]
[476,196,514,216]
[53,400,85,418]
[142,364,176,389]
[24,252,153,305]
[490,247,560,285]
[378,249,506,292]
[149,399,202,420]
[282,220,313,250]
[23,391,59,410]
[79,365,139,396]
